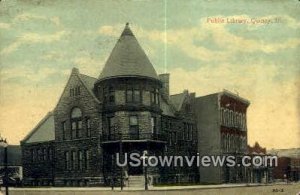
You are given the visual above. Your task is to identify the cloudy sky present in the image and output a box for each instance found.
[0,0,299,149]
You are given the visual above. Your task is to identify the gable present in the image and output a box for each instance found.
[54,69,100,112]
[170,92,186,111]
[22,112,55,144]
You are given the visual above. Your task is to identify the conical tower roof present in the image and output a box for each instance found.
[98,23,159,81]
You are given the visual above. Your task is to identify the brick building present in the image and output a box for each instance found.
[247,142,273,183]
[195,92,250,183]
[21,23,249,186]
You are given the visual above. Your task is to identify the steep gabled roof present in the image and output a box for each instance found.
[98,23,159,81]
[78,73,98,101]
[22,112,55,144]
[170,92,187,111]
[160,97,176,117]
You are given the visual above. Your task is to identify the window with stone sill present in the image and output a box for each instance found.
[150,88,159,105]
[107,116,115,138]
[151,116,157,134]
[108,86,115,103]
[126,87,141,103]
[48,148,53,161]
[70,86,81,97]
[85,150,90,170]
[43,148,47,161]
[62,121,66,140]
[129,115,139,138]
[78,151,83,170]
[86,118,91,137]
[65,151,70,170]
[71,151,76,170]
[71,107,83,139]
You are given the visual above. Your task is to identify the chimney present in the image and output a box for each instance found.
[71,67,79,75]
[159,73,170,100]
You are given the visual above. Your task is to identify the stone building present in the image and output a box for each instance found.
[21,23,249,186]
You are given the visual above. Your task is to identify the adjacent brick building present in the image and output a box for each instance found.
[21,23,250,186]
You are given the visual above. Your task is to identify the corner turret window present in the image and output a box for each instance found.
[71,107,82,139]
[150,88,159,105]
[126,87,141,103]
[129,115,139,139]
[109,86,115,103]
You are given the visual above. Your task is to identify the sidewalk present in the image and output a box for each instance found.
[8,182,298,191]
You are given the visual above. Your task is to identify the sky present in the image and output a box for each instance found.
[0,0,299,149]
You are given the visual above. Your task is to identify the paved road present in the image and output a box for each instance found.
[1,183,300,195]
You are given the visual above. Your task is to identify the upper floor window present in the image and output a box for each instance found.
[48,148,53,161]
[107,116,115,136]
[126,87,141,103]
[70,86,80,97]
[86,118,91,137]
[151,117,157,134]
[129,116,139,138]
[71,107,82,139]
[185,104,191,113]
[108,86,115,103]
[150,88,159,105]
[62,121,66,140]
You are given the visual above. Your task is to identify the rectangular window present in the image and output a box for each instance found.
[71,151,76,170]
[48,148,53,161]
[173,132,177,144]
[43,148,47,161]
[108,116,114,139]
[37,149,42,161]
[151,117,156,134]
[78,151,83,170]
[75,86,80,95]
[133,90,141,102]
[109,86,115,103]
[169,132,173,146]
[151,89,159,105]
[70,89,74,97]
[129,116,139,139]
[31,149,34,162]
[62,121,66,140]
[126,90,133,102]
[33,149,37,161]
[86,118,91,137]
[65,151,69,170]
[85,150,90,170]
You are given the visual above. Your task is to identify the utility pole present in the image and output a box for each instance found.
[119,141,123,190]
[0,135,9,195]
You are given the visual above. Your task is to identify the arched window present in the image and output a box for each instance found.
[71,107,82,139]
